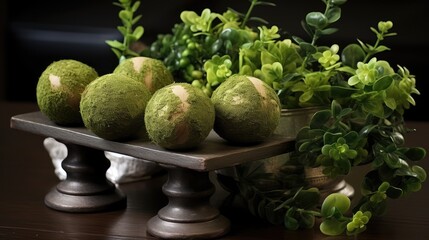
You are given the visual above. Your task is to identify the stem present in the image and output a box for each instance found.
[296,208,322,217]
[310,0,332,46]
[120,3,133,62]
[363,37,381,63]
[241,0,257,28]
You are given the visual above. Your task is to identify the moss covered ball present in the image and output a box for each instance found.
[211,75,281,144]
[80,73,152,141]
[144,83,215,150]
[36,59,98,125]
[114,56,174,94]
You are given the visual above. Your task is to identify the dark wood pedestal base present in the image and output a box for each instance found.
[44,143,126,212]
[147,165,230,239]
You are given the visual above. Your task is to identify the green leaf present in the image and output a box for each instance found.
[373,45,391,53]
[384,153,401,168]
[320,219,347,236]
[341,43,365,67]
[378,182,390,192]
[321,193,351,216]
[131,1,140,12]
[309,109,332,129]
[257,198,267,218]
[338,108,353,118]
[320,27,338,35]
[323,132,342,145]
[330,0,348,6]
[412,165,427,181]
[293,188,321,208]
[386,186,403,199]
[384,98,397,110]
[299,212,316,229]
[254,1,276,7]
[325,7,341,23]
[357,39,370,53]
[330,85,358,98]
[284,216,299,230]
[119,10,132,21]
[299,42,317,55]
[248,16,269,25]
[298,141,312,152]
[305,12,328,28]
[299,91,314,103]
[292,35,305,44]
[343,131,358,144]
[126,34,137,42]
[117,26,127,35]
[110,48,122,59]
[133,26,144,40]
[359,124,377,137]
[331,100,342,117]
[247,192,261,216]
[132,15,142,25]
[265,201,284,225]
[404,147,426,161]
[373,76,393,91]
[105,40,126,50]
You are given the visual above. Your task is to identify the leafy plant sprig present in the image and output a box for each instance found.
[299,0,347,45]
[106,0,144,63]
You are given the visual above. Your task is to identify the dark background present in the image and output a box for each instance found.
[1,0,427,120]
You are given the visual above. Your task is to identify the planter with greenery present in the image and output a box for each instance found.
[106,0,427,236]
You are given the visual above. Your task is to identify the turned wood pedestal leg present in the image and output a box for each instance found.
[44,142,126,212]
[147,165,230,239]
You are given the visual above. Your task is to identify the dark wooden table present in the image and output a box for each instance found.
[1,101,429,239]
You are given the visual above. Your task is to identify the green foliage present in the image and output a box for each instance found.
[107,0,427,237]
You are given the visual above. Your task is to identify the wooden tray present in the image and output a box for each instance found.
[10,111,295,239]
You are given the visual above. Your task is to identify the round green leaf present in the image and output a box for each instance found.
[386,185,403,199]
[305,12,328,28]
[119,10,132,21]
[284,216,299,230]
[405,147,426,161]
[321,193,351,216]
[373,76,393,91]
[320,219,347,236]
[310,109,332,129]
[299,212,315,229]
[341,44,365,67]
[133,26,144,40]
[325,7,341,23]
[412,165,427,181]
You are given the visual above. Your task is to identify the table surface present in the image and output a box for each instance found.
[1,101,429,240]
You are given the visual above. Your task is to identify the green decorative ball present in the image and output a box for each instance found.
[80,73,152,141]
[211,75,281,144]
[144,83,215,150]
[36,59,98,125]
[114,56,174,94]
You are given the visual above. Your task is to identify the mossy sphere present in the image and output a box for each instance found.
[211,75,281,144]
[80,73,152,141]
[144,83,215,150]
[114,56,174,94]
[36,59,98,125]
